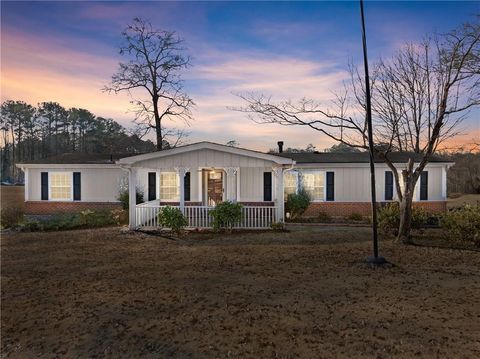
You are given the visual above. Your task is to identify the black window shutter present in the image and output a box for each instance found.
[263,172,272,201]
[41,172,48,200]
[73,172,81,201]
[385,171,393,201]
[184,172,191,201]
[326,172,334,201]
[420,171,428,201]
[148,172,156,201]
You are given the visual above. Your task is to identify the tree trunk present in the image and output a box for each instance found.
[153,97,163,151]
[397,187,414,244]
[10,127,15,180]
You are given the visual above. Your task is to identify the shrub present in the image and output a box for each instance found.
[40,214,82,231]
[441,205,480,246]
[270,221,285,231]
[346,212,363,221]
[17,210,117,232]
[18,220,41,232]
[210,201,243,231]
[79,209,96,226]
[317,211,332,222]
[117,187,144,210]
[111,209,128,225]
[89,209,116,227]
[377,203,427,236]
[286,189,311,220]
[157,206,188,234]
[426,215,440,226]
[0,207,24,228]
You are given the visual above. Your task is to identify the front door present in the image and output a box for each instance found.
[207,170,223,206]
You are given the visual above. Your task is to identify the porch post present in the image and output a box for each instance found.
[225,167,238,202]
[273,167,285,222]
[441,165,447,200]
[128,167,137,229]
[24,168,29,201]
[176,167,188,213]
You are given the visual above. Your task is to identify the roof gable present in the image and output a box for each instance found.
[117,141,294,166]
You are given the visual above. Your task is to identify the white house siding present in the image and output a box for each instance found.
[239,167,273,202]
[133,148,276,169]
[28,168,126,202]
[294,164,445,202]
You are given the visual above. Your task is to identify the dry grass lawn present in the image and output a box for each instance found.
[447,193,480,209]
[1,226,479,358]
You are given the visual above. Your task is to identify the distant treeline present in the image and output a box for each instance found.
[0,100,156,182]
[446,152,480,195]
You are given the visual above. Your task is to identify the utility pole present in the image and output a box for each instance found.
[360,0,386,265]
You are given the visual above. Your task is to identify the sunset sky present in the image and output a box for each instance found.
[1,1,479,151]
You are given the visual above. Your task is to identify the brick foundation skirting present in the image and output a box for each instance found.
[301,201,447,218]
[25,201,122,215]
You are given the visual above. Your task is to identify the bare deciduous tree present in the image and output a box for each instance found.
[104,17,194,150]
[234,21,480,243]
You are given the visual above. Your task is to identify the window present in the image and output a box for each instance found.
[284,172,297,197]
[420,171,428,201]
[385,171,394,201]
[49,172,72,200]
[160,172,179,201]
[302,171,325,201]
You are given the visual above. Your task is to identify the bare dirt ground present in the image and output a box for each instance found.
[1,226,479,358]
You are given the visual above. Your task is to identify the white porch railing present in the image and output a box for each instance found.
[135,201,277,229]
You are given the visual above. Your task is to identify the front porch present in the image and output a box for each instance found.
[135,200,278,229]
[117,142,294,230]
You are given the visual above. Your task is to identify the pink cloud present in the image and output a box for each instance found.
[2,27,475,152]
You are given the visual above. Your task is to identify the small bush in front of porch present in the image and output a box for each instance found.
[286,189,311,220]
[157,206,188,234]
[270,221,286,231]
[117,187,145,210]
[210,201,243,231]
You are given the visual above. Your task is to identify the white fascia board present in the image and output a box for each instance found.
[16,163,120,170]
[117,141,295,165]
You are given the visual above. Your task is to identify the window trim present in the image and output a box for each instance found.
[159,172,180,202]
[283,170,299,198]
[300,170,326,202]
[48,171,73,201]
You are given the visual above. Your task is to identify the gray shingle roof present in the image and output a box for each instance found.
[18,153,140,164]
[275,152,452,163]
[18,143,453,165]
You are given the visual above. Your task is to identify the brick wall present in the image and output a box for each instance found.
[412,201,447,213]
[300,201,447,218]
[25,201,122,215]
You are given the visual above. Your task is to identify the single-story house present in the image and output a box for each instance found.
[17,141,454,229]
